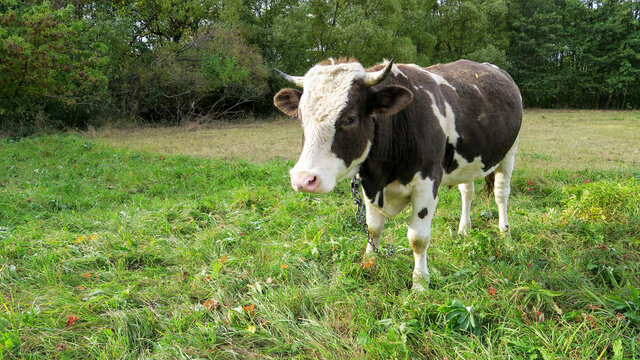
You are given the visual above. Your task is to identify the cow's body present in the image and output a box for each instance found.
[274,58,522,289]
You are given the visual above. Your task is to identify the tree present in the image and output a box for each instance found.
[0,2,108,133]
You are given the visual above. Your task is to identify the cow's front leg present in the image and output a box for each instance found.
[363,201,386,262]
[409,180,439,291]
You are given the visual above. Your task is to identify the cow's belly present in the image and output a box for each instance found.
[441,154,499,187]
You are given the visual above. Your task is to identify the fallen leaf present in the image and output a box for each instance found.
[488,287,497,296]
[219,255,229,264]
[243,303,255,316]
[203,299,220,310]
[82,272,91,278]
[363,258,375,269]
[66,315,79,327]
[280,264,288,270]
[76,285,86,290]
[266,277,274,284]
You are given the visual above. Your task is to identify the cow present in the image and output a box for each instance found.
[273,58,522,290]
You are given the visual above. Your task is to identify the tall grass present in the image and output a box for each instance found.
[1,133,639,359]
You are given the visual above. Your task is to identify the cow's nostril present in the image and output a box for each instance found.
[308,176,317,185]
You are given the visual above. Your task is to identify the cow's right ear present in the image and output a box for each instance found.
[274,88,302,117]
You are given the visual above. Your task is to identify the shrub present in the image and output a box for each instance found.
[112,24,270,125]
[0,2,108,135]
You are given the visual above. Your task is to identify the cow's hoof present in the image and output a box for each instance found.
[411,282,427,292]
[362,250,377,263]
[411,274,430,291]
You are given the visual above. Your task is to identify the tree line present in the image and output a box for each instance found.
[1,0,639,134]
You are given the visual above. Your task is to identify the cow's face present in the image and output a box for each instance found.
[274,60,413,193]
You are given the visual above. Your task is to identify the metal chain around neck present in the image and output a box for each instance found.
[350,176,395,257]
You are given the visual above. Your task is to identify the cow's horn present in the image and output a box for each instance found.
[275,68,304,88]
[364,59,394,87]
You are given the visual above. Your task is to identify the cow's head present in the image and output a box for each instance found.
[274,59,413,193]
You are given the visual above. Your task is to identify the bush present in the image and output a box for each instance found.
[0,2,108,135]
[111,24,270,125]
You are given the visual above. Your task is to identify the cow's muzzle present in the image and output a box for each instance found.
[291,171,320,193]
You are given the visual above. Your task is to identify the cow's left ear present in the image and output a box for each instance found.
[274,88,302,117]
[369,85,414,116]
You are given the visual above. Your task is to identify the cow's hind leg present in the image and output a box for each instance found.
[457,182,474,235]
[363,201,386,261]
[494,139,519,233]
[408,178,439,291]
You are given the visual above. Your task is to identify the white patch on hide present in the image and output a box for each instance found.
[391,63,408,79]
[425,70,456,90]
[441,153,498,187]
[483,62,500,70]
[406,64,456,91]
[371,172,424,217]
[425,91,459,145]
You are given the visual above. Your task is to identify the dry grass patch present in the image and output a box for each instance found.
[88,117,301,163]
[519,109,640,172]
[87,110,640,172]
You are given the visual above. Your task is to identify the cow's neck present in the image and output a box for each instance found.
[358,115,406,206]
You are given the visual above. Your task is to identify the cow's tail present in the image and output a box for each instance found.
[484,172,495,206]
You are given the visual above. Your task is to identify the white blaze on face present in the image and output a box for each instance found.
[290,61,368,193]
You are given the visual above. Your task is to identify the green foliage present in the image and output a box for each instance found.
[512,281,564,316]
[507,0,640,108]
[607,284,640,328]
[201,53,250,90]
[2,0,639,133]
[438,300,479,335]
[0,2,108,134]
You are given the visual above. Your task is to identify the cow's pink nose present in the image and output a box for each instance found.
[292,173,319,192]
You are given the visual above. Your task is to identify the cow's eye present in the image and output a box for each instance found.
[342,116,357,127]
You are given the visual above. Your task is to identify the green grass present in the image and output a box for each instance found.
[2,112,640,358]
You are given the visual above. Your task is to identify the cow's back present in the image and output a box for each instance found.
[423,60,522,172]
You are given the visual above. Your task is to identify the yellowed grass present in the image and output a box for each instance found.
[86,110,640,172]
[87,118,302,163]
[518,109,640,172]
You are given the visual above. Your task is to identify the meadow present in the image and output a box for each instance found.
[1,110,639,359]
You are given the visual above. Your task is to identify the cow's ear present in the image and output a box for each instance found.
[274,88,302,117]
[369,85,413,116]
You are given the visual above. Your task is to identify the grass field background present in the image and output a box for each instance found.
[1,110,640,359]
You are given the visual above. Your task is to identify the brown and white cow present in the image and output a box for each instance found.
[274,58,522,289]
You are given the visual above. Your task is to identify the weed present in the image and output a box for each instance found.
[438,300,480,335]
